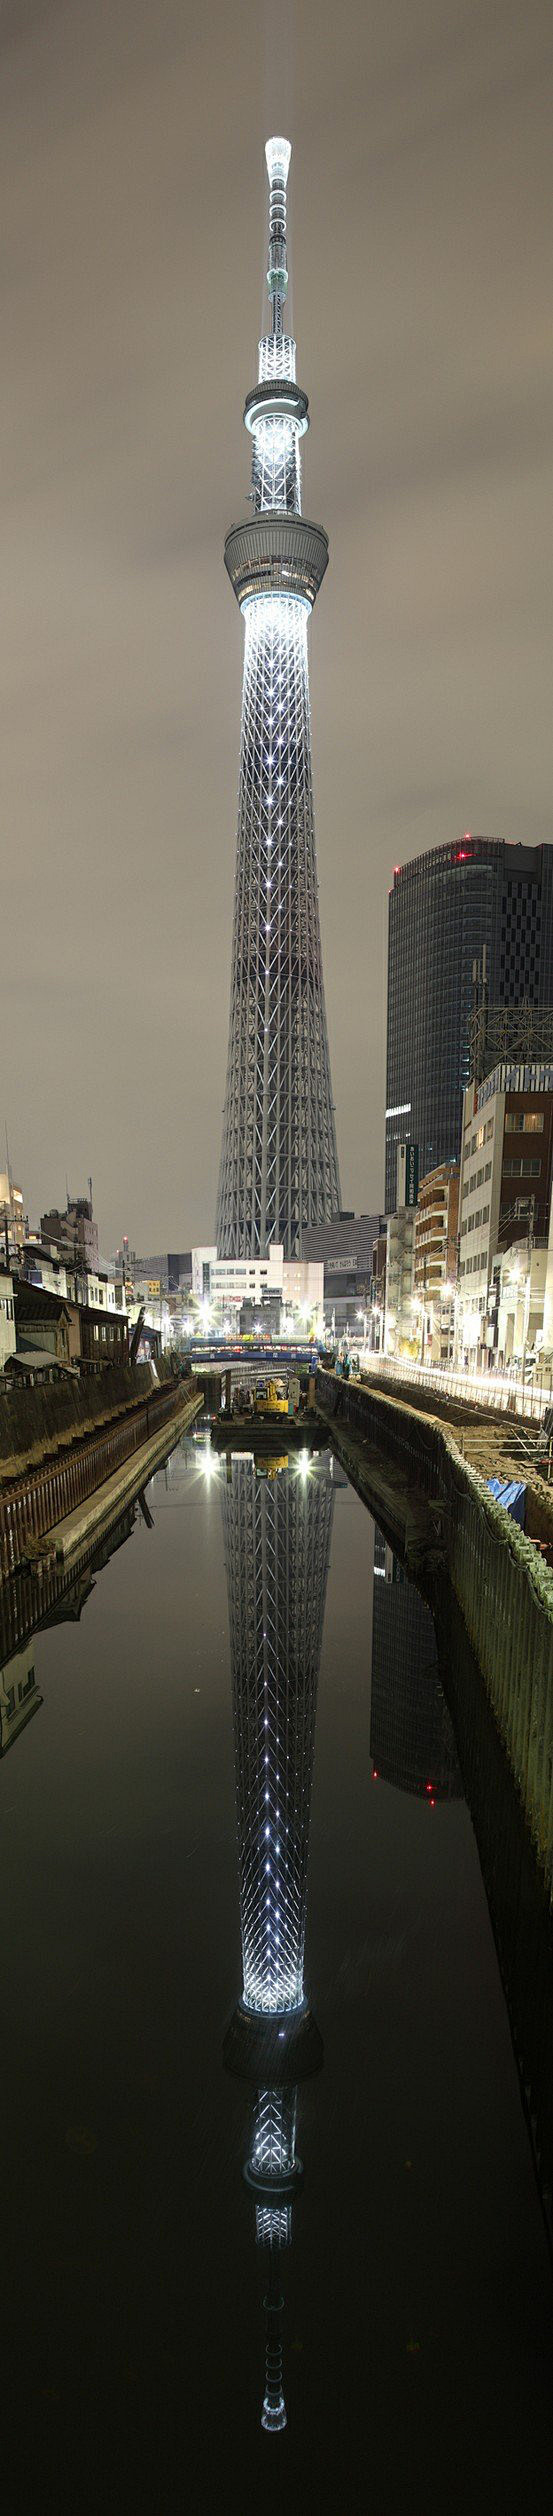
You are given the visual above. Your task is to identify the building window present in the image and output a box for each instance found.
[504,1111,544,1135]
[502,1156,541,1178]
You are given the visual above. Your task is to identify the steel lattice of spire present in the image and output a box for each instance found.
[222,1455,334,2017]
[216,137,341,1258]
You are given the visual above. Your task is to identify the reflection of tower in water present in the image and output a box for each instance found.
[371,1531,461,1801]
[222,1453,334,2431]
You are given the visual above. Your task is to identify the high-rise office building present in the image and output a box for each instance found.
[216,138,340,1258]
[385,838,553,1212]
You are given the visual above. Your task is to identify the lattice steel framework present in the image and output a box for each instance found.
[222,1450,334,2431]
[216,137,341,1258]
[469,996,553,1082]
[222,1454,334,2016]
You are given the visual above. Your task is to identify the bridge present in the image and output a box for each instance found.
[185,1342,321,1370]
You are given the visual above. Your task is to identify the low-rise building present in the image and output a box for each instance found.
[22,1236,70,1297]
[0,1268,16,1371]
[303,1211,380,1335]
[491,1237,548,1366]
[40,1193,99,1273]
[78,1303,128,1367]
[190,1245,323,1330]
[384,1207,416,1355]
[370,1219,387,1350]
[132,1251,192,1296]
[15,1278,80,1368]
[14,1278,128,1371]
[413,1161,459,1363]
[0,1171,25,1267]
[456,1061,553,1365]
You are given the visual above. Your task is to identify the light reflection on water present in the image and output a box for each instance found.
[0,1434,551,2508]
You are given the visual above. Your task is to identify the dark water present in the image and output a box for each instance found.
[1,1435,552,2513]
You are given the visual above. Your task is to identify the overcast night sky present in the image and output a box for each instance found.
[2,0,553,1253]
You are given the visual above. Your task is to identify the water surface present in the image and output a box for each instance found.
[1,1435,551,2511]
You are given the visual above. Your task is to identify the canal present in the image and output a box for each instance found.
[1,1434,552,2511]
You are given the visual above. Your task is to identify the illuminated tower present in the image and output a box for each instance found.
[216,139,341,1257]
[222,1454,334,2429]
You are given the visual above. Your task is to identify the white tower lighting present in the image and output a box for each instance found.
[216,139,341,1258]
[222,1454,334,2431]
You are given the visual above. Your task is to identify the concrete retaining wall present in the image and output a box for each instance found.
[0,1360,179,1479]
[317,1368,553,1902]
[0,1374,201,1580]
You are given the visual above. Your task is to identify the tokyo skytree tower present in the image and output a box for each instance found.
[222,1454,334,2430]
[216,138,341,1257]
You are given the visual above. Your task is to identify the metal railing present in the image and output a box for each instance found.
[358,1351,553,1423]
[0,1379,193,1582]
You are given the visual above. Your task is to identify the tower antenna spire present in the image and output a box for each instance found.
[265,136,291,337]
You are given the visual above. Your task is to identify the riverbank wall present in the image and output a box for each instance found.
[0,1365,202,1580]
[317,1367,553,1903]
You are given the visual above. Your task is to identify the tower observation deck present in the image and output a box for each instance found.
[216,138,341,1258]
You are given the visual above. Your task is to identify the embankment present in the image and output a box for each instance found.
[317,1367,553,1902]
[0,1364,202,1579]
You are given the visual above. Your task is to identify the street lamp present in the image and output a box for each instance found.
[441,1278,454,1368]
[411,1294,423,1362]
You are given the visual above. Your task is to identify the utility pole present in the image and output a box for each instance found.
[521,1195,535,1389]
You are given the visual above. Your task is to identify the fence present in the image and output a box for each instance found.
[317,1368,553,1901]
[0,1378,194,1582]
[358,1350,552,1423]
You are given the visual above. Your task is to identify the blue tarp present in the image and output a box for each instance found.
[487,1476,526,1527]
